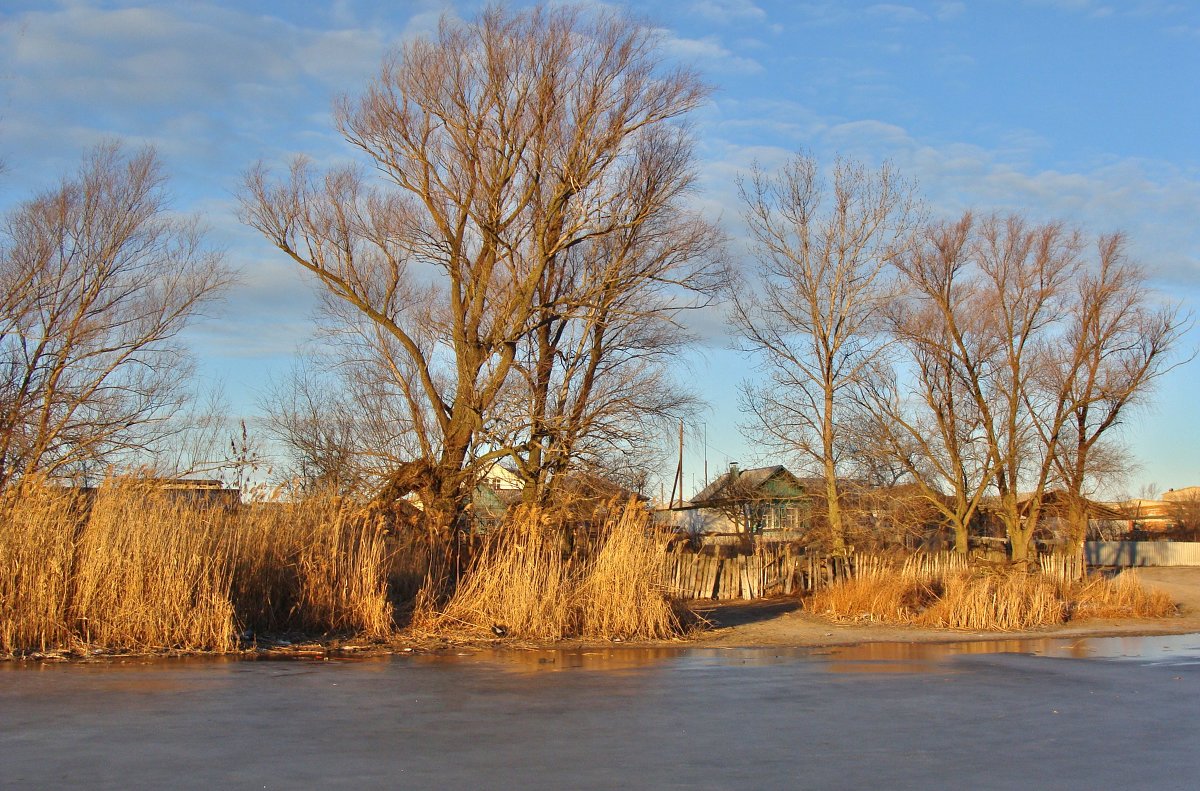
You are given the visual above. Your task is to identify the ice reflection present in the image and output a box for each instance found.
[816,633,1200,673]
[410,646,687,674]
[4,634,1199,677]
[403,633,1200,676]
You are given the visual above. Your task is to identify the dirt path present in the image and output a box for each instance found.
[688,566,1200,648]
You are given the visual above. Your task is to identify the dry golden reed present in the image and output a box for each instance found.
[0,480,235,654]
[578,505,681,640]
[0,480,396,656]
[0,482,82,653]
[228,497,394,639]
[416,501,683,641]
[809,555,1176,631]
[1071,571,1175,620]
[68,484,236,652]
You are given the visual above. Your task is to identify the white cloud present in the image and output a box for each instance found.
[935,2,966,20]
[697,106,1200,290]
[1022,0,1189,19]
[660,32,763,74]
[690,0,767,24]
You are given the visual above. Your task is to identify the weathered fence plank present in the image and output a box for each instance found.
[663,542,1094,600]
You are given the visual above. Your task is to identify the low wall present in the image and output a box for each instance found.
[1086,541,1200,567]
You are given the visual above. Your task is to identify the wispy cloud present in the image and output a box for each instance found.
[659,32,763,74]
[690,0,767,24]
[934,2,966,21]
[0,2,388,184]
[691,87,1200,296]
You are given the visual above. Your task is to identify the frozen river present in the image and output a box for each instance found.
[3,635,1199,789]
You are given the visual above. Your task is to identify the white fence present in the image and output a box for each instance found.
[1085,541,1200,567]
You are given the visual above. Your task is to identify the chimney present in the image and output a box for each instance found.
[729,462,740,478]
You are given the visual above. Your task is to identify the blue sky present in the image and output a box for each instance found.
[1,0,1197,498]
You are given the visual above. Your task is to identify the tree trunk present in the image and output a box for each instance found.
[823,389,846,553]
[952,518,970,554]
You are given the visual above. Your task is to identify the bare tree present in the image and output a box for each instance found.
[731,155,917,553]
[0,143,231,488]
[496,202,726,504]
[972,215,1087,559]
[241,6,714,536]
[259,346,430,497]
[261,360,371,496]
[1036,234,1189,550]
[861,212,1184,560]
[873,213,1081,559]
[857,214,998,551]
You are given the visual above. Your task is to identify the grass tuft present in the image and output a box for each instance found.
[415,501,683,641]
[809,558,1176,631]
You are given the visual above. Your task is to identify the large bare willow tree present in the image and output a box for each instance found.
[241,6,722,533]
[731,155,917,552]
[0,144,231,489]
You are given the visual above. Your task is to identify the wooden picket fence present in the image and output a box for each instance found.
[661,542,856,600]
[661,543,1085,601]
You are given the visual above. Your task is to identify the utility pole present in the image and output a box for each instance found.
[669,420,685,509]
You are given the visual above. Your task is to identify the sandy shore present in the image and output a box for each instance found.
[687,566,1200,648]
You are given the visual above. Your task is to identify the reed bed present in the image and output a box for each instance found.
[579,506,681,640]
[1071,571,1175,620]
[416,502,683,641]
[0,483,87,653]
[67,484,236,652]
[0,481,397,656]
[229,498,393,638]
[808,555,1175,631]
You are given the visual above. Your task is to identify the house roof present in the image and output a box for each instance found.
[1162,486,1200,503]
[686,465,808,508]
[557,470,648,503]
[1011,490,1127,521]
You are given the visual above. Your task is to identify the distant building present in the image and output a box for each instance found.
[73,477,240,509]
[677,463,812,537]
[481,460,524,491]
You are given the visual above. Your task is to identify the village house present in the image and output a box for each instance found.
[677,463,812,539]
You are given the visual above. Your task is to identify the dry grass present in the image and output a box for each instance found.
[67,484,236,652]
[809,555,1177,631]
[0,480,235,654]
[578,506,681,640]
[415,502,683,641]
[420,508,575,640]
[1,482,677,655]
[0,483,85,653]
[1071,571,1176,620]
[229,498,394,639]
[0,481,397,656]
[919,570,1066,630]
